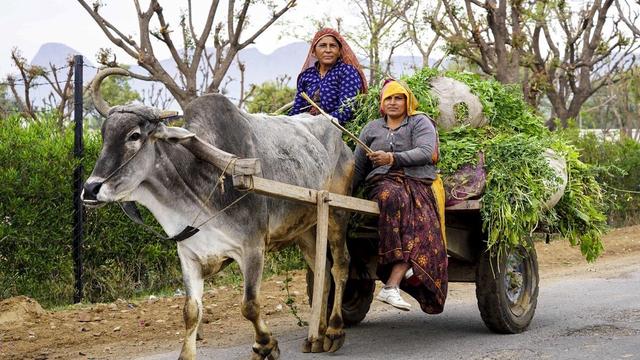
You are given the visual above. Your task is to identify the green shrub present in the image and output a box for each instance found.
[0,113,180,307]
[245,80,296,114]
[561,129,640,226]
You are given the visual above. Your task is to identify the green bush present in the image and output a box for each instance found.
[245,80,296,114]
[562,129,640,226]
[0,113,180,307]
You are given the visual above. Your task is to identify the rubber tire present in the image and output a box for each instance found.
[306,268,375,327]
[475,241,539,334]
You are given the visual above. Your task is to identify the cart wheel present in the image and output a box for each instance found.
[306,268,375,327]
[475,240,539,334]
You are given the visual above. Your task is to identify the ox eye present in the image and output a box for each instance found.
[128,132,141,141]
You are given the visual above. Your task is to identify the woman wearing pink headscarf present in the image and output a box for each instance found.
[289,28,367,125]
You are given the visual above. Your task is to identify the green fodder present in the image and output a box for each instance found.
[350,68,607,261]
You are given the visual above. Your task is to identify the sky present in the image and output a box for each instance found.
[0,0,359,78]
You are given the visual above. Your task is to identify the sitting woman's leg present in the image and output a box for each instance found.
[386,262,410,288]
[369,175,414,310]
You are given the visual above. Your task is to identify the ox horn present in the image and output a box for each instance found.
[91,67,131,117]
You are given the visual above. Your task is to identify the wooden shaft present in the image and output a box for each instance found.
[308,190,330,341]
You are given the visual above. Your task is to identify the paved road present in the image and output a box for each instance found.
[141,264,640,360]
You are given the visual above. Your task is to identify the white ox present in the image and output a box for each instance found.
[82,69,353,359]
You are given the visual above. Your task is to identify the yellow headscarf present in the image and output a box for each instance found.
[379,80,422,116]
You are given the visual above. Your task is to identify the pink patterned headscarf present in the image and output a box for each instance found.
[299,28,368,93]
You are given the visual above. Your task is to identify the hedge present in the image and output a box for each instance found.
[0,113,181,307]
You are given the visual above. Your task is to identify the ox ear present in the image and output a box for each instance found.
[151,124,196,143]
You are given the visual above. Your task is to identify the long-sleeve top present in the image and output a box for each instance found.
[352,113,439,190]
[289,59,363,125]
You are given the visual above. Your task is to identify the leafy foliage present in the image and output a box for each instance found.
[245,79,296,114]
[0,84,17,117]
[350,68,607,261]
[0,113,179,306]
[562,129,640,226]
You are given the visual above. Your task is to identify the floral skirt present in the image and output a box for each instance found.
[368,172,448,314]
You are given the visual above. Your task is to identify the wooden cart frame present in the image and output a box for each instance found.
[232,172,540,339]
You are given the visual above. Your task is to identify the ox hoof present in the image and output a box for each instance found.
[301,337,325,353]
[301,338,312,353]
[323,329,345,353]
[196,325,204,341]
[251,339,279,360]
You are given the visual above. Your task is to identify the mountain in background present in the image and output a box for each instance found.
[23,42,424,109]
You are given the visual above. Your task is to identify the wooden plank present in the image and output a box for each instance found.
[445,199,482,211]
[232,176,318,205]
[327,193,379,215]
[232,175,480,215]
[308,191,330,342]
[181,136,261,176]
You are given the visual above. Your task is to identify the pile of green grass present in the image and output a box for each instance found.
[347,68,606,261]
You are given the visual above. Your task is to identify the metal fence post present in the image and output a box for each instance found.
[72,55,84,303]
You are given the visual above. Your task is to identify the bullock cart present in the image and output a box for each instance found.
[231,172,540,339]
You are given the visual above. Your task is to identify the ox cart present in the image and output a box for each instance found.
[231,172,540,340]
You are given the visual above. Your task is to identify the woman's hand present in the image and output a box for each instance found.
[368,151,394,167]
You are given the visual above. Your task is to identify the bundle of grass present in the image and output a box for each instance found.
[347,68,606,261]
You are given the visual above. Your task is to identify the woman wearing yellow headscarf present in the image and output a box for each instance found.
[352,79,448,314]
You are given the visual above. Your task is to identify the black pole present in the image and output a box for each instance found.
[72,55,84,303]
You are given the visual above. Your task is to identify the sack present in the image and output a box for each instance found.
[443,152,486,206]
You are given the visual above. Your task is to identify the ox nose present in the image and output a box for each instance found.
[83,181,103,202]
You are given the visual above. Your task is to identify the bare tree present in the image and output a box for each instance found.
[433,0,532,85]
[41,61,75,129]
[396,0,446,68]
[615,0,640,37]
[141,82,174,109]
[77,0,297,111]
[432,0,638,128]
[347,0,413,85]
[6,49,43,121]
[235,55,256,109]
[6,50,76,129]
[530,0,638,128]
[607,67,640,138]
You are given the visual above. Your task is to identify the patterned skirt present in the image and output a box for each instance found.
[368,172,448,314]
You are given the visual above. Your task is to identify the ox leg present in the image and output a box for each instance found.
[241,251,279,360]
[323,211,349,352]
[178,264,204,360]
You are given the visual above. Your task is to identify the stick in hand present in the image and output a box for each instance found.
[300,92,373,154]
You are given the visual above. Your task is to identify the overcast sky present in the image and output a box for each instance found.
[0,0,359,78]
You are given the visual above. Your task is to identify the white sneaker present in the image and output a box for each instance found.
[376,286,411,311]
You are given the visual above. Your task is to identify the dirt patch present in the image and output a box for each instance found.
[0,296,46,326]
[1,225,640,360]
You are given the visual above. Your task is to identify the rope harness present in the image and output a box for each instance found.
[98,124,253,242]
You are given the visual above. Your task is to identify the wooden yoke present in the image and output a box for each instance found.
[180,136,261,176]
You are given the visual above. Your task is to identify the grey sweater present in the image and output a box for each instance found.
[352,113,439,190]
